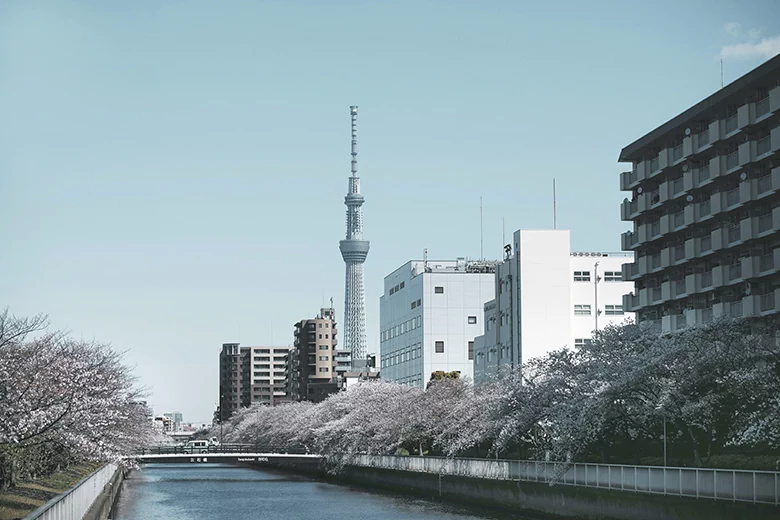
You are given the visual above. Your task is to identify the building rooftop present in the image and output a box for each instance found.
[570,251,634,258]
[618,53,780,163]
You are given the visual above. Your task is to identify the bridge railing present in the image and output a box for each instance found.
[24,463,118,520]
[135,444,310,456]
[351,455,780,506]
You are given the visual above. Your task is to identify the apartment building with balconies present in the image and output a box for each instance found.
[285,307,341,402]
[219,343,291,421]
[619,54,780,332]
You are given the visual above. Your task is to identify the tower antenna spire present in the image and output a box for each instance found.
[351,106,358,177]
[340,106,370,368]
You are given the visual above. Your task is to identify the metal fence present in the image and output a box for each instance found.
[351,455,780,506]
[24,463,118,520]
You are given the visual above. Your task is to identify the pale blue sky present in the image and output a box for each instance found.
[2,1,779,423]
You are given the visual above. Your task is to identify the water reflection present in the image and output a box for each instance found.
[112,464,542,520]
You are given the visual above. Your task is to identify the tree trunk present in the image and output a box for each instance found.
[687,427,702,467]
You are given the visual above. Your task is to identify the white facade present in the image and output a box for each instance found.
[379,259,497,387]
[473,230,635,384]
[570,252,634,347]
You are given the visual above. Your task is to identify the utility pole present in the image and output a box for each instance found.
[594,261,600,332]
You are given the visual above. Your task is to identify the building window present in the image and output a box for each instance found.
[319,323,323,328]
[605,304,624,315]
[319,345,329,350]
[574,338,593,348]
[400,281,405,289]
[574,271,591,282]
[468,341,474,360]
[325,323,329,328]
[318,367,329,373]
[325,334,329,339]
[468,316,477,324]
[435,286,444,294]
[318,356,329,361]
[390,287,395,295]
[604,271,622,282]
[417,299,421,306]
[411,301,417,310]
[574,304,592,315]
[435,341,444,353]
[318,334,322,339]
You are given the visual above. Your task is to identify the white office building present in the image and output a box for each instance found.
[473,230,634,384]
[379,258,498,386]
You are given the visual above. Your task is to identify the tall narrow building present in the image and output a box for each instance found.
[339,106,370,365]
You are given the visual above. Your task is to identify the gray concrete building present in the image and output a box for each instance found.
[620,54,780,332]
[219,343,290,421]
[285,307,345,402]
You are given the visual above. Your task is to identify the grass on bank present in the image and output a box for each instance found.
[0,462,101,520]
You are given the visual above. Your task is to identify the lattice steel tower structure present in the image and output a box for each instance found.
[339,106,369,364]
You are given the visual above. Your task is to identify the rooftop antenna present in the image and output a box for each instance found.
[720,55,724,88]
[553,178,557,230]
[480,196,484,261]
[502,217,505,248]
[424,248,428,270]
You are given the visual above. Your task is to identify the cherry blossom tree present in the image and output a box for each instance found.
[0,310,155,489]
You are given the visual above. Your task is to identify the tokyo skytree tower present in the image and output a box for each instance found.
[339,106,369,364]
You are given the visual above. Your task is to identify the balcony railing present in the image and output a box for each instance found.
[701,308,713,324]
[672,177,684,194]
[759,213,773,233]
[673,244,685,262]
[672,144,683,162]
[701,235,712,252]
[757,135,771,156]
[698,128,710,147]
[759,253,774,272]
[760,292,776,312]
[726,151,739,170]
[649,157,659,173]
[756,96,770,118]
[674,279,686,296]
[651,254,661,269]
[701,271,713,288]
[727,224,741,243]
[730,300,743,318]
[757,174,773,194]
[650,221,661,237]
[725,114,738,134]
[726,187,740,206]
[673,211,684,228]
[696,164,710,183]
[728,263,742,281]
[675,313,687,329]
[651,287,662,301]
[698,199,711,217]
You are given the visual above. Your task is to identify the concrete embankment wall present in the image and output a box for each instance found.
[82,466,124,520]
[262,460,778,520]
[23,464,124,520]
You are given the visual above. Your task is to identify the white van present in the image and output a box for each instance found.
[183,440,210,453]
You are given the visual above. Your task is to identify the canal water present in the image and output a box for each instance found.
[112,464,542,520]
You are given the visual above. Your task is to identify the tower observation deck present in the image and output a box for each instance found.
[339,106,369,364]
